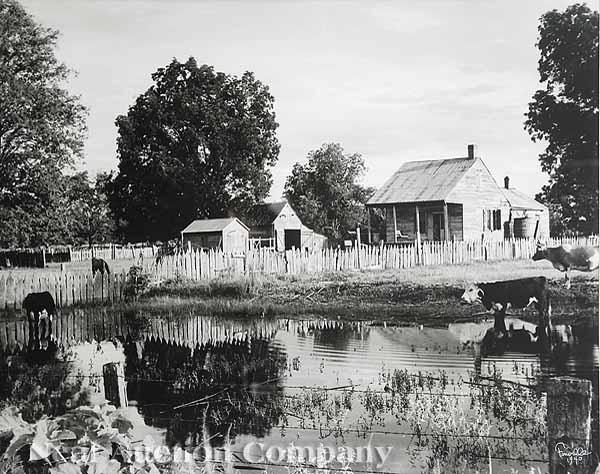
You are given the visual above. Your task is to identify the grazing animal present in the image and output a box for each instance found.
[461,277,550,337]
[155,243,178,266]
[532,242,599,289]
[23,291,56,350]
[92,257,110,275]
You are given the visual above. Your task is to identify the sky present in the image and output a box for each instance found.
[20,0,592,200]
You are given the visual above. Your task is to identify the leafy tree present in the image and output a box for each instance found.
[51,172,115,246]
[284,143,374,243]
[525,3,599,235]
[106,58,280,242]
[0,0,87,246]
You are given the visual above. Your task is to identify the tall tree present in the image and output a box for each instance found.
[284,143,373,243]
[0,0,87,246]
[106,58,280,242]
[525,3,599,235]
[46,172,115,246]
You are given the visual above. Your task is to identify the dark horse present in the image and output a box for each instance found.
[92,257,110,275]
[155,241,179,266]
[23,291,56,351]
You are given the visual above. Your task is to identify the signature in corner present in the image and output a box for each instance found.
[554,442,592,466]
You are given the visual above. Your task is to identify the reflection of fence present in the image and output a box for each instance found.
[151,236,599,279]
[0,310,283,352]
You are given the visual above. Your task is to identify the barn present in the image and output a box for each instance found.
[181,218,249,253]
[245,201,328,251]
[366,145,549,243]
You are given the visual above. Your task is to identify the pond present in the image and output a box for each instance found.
[0,310,598,473]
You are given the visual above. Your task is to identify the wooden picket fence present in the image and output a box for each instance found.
[70,245,157,262]
[0,236,597,311]
[0,272,128,311]
[149,236,599,280]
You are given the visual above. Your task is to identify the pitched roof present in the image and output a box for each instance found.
[502,188,547,211]
[181,217,249,234]
[245,201,287,227]
[367,157,477,205]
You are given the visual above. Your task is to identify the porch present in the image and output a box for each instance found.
[366,201,463,243]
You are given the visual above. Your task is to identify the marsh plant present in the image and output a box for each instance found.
[272,367,547,473]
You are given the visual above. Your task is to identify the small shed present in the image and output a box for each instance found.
[181,218,249,253]
[246,200,327,251]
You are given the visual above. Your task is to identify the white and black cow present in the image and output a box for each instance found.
[532,243,599,289]
[461,277,550,337]
[22,291,56,350]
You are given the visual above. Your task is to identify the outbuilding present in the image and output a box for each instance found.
[245,200,328,251]
[181,218,249,253]
[366,144,549,243]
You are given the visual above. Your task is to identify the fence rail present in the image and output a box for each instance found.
[0,236,597,311]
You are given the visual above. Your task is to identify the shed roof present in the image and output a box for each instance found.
[181,217,249,234]
[367,157,477,205]
[502,188,547,211]
[245,201,287,227]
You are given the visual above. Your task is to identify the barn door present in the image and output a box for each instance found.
[284,230,301,250]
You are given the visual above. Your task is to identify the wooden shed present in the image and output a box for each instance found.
[181,218,249,253]
[366,145,549,242]
[246,201,328,251]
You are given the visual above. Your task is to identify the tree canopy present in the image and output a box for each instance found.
[0,0,87,246]
[525,3,599,235]
[284,143,373,243]
[106,58,280,242]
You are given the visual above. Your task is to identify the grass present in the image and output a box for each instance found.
[128,259,598,327]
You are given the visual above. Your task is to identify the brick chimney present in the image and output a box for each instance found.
[467,144,477,159]
[504,176,510,189]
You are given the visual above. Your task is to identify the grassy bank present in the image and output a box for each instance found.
[129,259,598,327]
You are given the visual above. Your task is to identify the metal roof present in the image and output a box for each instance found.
[502,188,547,211]
[181,217,249,234]
[245,201,287,227]
[367,157,477,205]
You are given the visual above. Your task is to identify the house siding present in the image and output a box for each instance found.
[183,221,249,253]
[447,159,510,241]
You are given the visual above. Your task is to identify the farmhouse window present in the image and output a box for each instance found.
[483,209,502,231]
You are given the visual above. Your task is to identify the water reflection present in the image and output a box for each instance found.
[0,310,598,473]
[126,336,288,448]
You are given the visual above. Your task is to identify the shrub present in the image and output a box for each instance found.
[123,265,151,301]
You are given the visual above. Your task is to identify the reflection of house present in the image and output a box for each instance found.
[181,218,249,253]
[366,144,549,242]
[246,201,327,251]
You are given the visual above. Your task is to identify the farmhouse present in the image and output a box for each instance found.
[245,201,327,251]
[181,218,249,253]
[366,145,549,242]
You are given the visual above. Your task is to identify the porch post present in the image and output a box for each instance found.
[392,205,398,243]
[415,204,421,263]
[367,207,372,244]
[443,202,449,241]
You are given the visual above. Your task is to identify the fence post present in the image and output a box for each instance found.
[103,362,128,408]
[356,225,361,269]
[547,376,593,473]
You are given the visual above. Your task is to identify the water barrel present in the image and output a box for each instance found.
[513,218,525,238]
[514,215,538,238]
